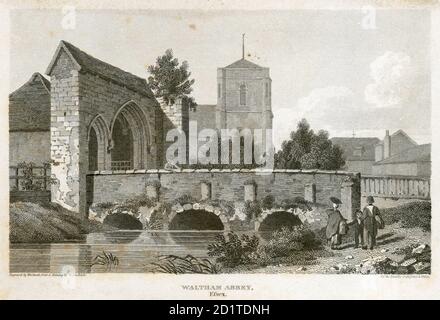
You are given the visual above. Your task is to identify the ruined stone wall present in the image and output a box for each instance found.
[49,49,162,214]
[49,50,84,212]
[159,98,189,163]
[87,169,361,220]
[78,72,161,169]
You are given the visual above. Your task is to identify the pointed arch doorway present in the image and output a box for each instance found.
[109,101,150,170]
[111,114,134,170]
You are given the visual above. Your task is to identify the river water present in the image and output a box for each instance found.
[10,230,255,274]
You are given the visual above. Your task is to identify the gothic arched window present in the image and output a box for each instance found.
[239,83,246,106]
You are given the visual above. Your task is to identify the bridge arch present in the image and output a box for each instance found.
[254,207,307,232]
[166,203,231,231]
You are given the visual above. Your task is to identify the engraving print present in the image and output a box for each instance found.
[8,7,431,277]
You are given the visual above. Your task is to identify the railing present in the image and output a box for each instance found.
[361,175,430,200]
[9,165,51,191]
[111,160,132,171]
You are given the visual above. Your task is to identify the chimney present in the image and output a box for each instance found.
[383,130,391,159]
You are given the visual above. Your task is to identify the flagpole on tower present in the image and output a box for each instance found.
[242,33,245,59]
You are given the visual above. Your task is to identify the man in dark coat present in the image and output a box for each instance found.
[362,196,384,250]
[326,197,345,250]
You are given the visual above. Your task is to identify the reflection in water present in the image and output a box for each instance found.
[9,230,237,274]
[100,231,142,244]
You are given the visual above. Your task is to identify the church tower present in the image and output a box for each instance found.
[215,37,273,134]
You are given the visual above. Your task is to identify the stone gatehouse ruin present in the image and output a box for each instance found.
[9,40,361,227]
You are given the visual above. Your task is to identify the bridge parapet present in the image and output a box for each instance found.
[86,169,361,226]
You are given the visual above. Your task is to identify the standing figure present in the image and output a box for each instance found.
[362,196,384,250]
[326,197,345,250]
[348,210,364,248]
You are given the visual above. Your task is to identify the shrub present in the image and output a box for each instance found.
[261,195,275,209]
[151,255,221,274]
[91,251,119,271]
[147,203,170,230]
[381,201,431,232]
[95,202,114,210]
[106,194,157,216]
[207,232,259,267]
[262,225,321,258]
[243,201,262,221]
[281,197,311,211]
[119,195,157,214]
[175,194,196,205]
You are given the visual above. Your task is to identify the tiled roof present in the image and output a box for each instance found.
[374,144,431,165]
[9,73,50,131]
[46,40,155,98]
[331,137,380,161]
[225,58,263,69]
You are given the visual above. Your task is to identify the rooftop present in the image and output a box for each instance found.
[46,40,155,98]
[224,58,264,69]
[374,144,431,165]
[331,137,381,161]
[9,73,51,131]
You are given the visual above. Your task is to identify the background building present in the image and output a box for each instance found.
[372,143,431,177]
[330,137,380,175]
[332,129,429,177]
[9,73,51,166]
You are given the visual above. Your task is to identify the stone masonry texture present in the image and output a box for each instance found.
[88,170,361,221]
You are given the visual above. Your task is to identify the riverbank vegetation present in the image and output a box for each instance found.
[152,255,221,274]
[205,225,332,272]
[10,202,113,243]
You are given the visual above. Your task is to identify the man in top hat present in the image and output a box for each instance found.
[326,197,346,250]
[362,196,384,250]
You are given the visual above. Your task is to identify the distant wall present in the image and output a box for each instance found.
[372,163,420,176]
[345,160,375,175]
[9,131,50,166]
[390,133,416,156]
[87,169,361,220]
[417,162,431,177]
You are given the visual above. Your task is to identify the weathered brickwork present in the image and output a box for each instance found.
[87,169,361,222]
[159,98,189,160]
[78,72,160,168]
[49,49,83,212]
[47,42,164,214]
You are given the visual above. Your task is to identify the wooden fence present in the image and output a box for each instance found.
[9,165,51,191]
[9,165,52,204]
[361,175,430,200]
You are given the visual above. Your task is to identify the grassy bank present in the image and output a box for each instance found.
[381,201,431,232]
[10,202,113,243]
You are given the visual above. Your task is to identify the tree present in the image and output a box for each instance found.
[147,49,196,106]
[274,119,345,170]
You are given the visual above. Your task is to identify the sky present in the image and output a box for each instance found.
[9,9,431,149]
